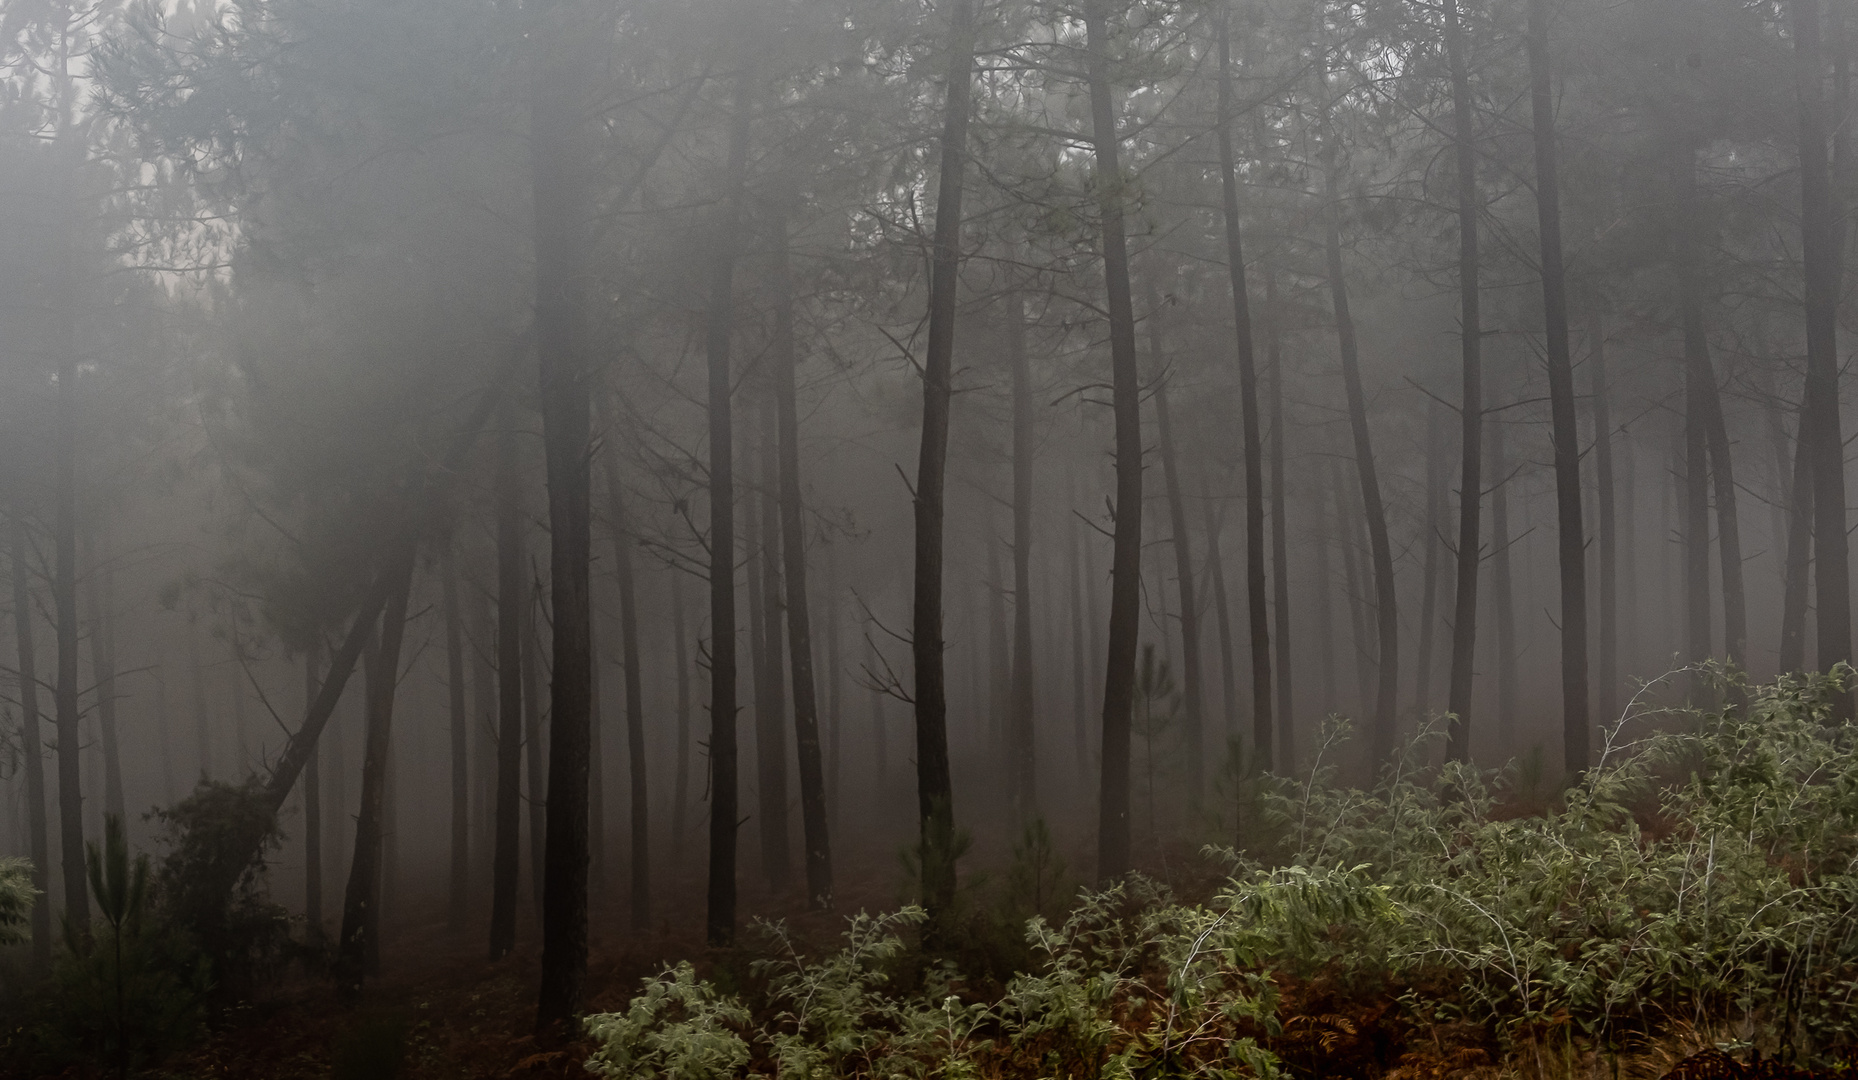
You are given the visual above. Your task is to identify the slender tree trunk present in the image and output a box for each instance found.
[910,0,975,931]
[1526,0,1590,775]
[1200,482,1239,741]
[1443,0,1484,763]
[755,399,791,892]
[1489,418,1518,755]
[1067,489,1090,786]
[1683,351,1712,669]
[1334,460,1374,718]
[825,554,844,830]
[488,404,525,961]
[83,534,124,824]
[189,621,210,781]
[1779,398,1814,675]
[1416,403,1445,717]
[1316,47,1398,765]
[601,443,652,929]
[986,533,1009,761]
[1587,308,1619,725]
[766,221,834,909]
[53,345,86,940]
[1215,4,1272,773]
[671,574,691,864]
[1264,271,1295,767]
[588,631,604,890]
[12,518,51,969]
[305,643,324,939]
[704,73,752,947]
[522,585,546,916]
[443,548,470,930]
[335,560,413,999]
[1793,0,1852,713]
[1007,293,1038,820]
[1085,0,1144,882]
[1144,283,1205,798]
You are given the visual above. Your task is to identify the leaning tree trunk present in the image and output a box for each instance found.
[600,452,651,930]
[1316,47,1398,766]
[1793,0,1852,715]
[1006,290,1038,821]
[488,402,525,962]
[335,559,414,1000]
[1144,278,1205,798]
[11,518,51,969]
[704,73,753,947]
[1526,0,1590,776]
[1215,3,1273,773]
[1443,0,1484,764]
[769,210,834,909]
[442,547,469,930]
[1085,0,1145,883]
[910,0,976,933]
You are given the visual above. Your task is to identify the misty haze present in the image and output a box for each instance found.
[1,0,1856,1078]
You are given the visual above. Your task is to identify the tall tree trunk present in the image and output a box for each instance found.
[54,345,86,940]
[1264,270,1295,767]
[588,633,603,890]
[1526,0,1590,775]
[83,533,124,823]
[1779,399,1814,675]
[1683,352,1712,670]
[704,72,752,947]
[1316,47,1398,765]
[1200,482,1239,742]
[601,443,652,930]
[770,225,832,908]
[189,620,210,781]
[335,560,414,999]
[443,548,470,930]
[755,399,791,893]
[12,518,51,969]
[1313,463,1339,720]
[1415,402,1445,717]
[824,553,844,829]
[1489,419,1518,755]
[1443,0,1484,763]
[1793,0,1852,713]
[523,585,546,916]
[1144,282,1205,798]
[910,0,975,931]
[304,644,324,939]
[1085,0,1144,882]
[1587,308,1619,725]
[488,404,525,962]
[1334,460,1374,718]
[1067,488,1090,786]
[1215,3,1273,773]
[671,574,691,864]
[1007,292,1038,821]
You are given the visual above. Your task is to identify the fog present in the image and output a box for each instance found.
[0,0,1848,1035]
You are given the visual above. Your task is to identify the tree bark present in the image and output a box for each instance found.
[1144,283,1204,798]
[1526,0,1590,775]
[1793,0,1852,712]
[335,559,413,999]
[11,518,51,969]
[1443,0,1484,763]
[910,0,975,931]
[601,439,652,930]
[1215,3,1272,774]
[488,403,525,962]
[442,547,470,930]
[704,72,752,947]
[1006,292,1038,821]
[1085,0,1144,882]
[1316,46,1398,765]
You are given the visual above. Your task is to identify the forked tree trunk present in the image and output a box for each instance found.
[335,560,413,999]
[488,404,525,962]
[1144,280,1204,797]
[1006,292,1038,820]
[442,548,469,929]
[770,211,833,907]
[1085,0,1144,882]
[1215,3,1272,773]
[1316,47,1397,764]
[1792,0,1852,713]
[11,519,51,968]
[704,73,753,947]
[910,0,975,932]
[1443,0,1484,764]
[1526,0,1591,774]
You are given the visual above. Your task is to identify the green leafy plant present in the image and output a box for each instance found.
[0,855,32,948]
